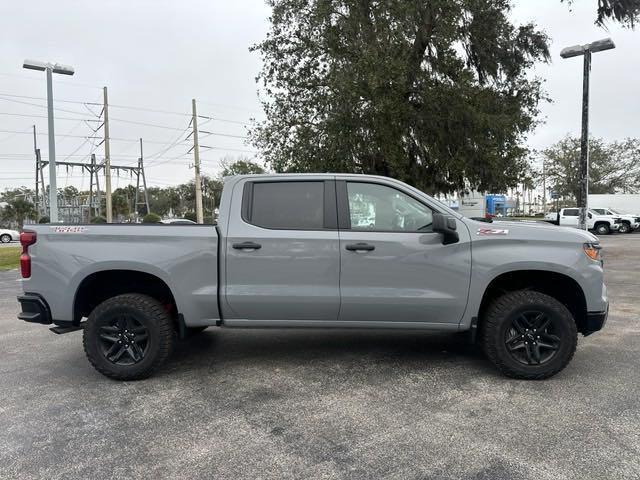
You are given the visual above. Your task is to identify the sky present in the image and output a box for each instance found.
[0,0,638,191]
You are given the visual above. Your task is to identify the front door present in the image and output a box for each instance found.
[224,178,340,322]
[336,179,471,325]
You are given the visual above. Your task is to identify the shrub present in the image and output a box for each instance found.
[142,213,162,224]
[90,216,107,224]
[38,216,50,224]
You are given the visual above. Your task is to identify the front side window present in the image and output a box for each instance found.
[346,182,433,232]
[248,181,324,229]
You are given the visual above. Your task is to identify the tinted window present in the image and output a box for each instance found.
[347,182,433,232]
[591,209,605,215]
[564,209,579,216]
[249,181,324,229]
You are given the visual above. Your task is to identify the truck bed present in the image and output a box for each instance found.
[22,224,220,326]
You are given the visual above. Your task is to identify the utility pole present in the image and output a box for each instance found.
[542,158,547,214]
[141,140,150,215]
[135,138,150,217]
[191,98,204,224]
[93,154,102,218]
[135,141,141,218]
[33,125,39,216]
[103,86,113,223]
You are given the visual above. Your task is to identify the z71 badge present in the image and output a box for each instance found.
[477,227,509,236]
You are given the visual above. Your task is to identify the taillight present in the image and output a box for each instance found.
[20,231,37,278]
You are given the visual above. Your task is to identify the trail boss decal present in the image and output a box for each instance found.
[477,227,509,236]
[50,226,87,233]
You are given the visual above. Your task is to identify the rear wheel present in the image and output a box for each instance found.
[83,294,176,380]
[595,223,610,235]
[618,222,631,234]
[0,234,11,243]
[481,290,577,379]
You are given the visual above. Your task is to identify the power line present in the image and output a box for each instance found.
[199,99,263,115]
[0,91,257,123]
[0,112,100,122]
[0,95,99,117]
[0,92,95,105]
[0,72,102,90]
[0,129,204,146]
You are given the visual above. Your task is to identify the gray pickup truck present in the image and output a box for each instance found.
[17,174,608,380]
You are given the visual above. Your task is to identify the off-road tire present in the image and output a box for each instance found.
[83,294,176,380]
[618,222,631,234]
[481,290,577,380]
[0,234,11,243]
[595,223,610,235]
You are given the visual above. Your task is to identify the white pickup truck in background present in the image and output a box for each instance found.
[590,208,640,234]
[544,208,622,235]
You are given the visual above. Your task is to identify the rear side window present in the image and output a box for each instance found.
[245,181,325,229]
[564,209,579,217]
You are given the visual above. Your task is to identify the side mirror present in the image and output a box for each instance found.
[433,213,459,245]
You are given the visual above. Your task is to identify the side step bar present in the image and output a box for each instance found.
[50,323,85,335]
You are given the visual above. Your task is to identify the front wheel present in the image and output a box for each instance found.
[595,223,610,235]
[0,234,11,243]
[618,222,631,234]
[83,294,176,380]
[481,290,577,379]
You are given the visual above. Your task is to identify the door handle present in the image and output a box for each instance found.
[232,241,262,250]
[345,243,375,252]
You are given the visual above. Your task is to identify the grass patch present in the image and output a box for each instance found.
[0,246,20,271]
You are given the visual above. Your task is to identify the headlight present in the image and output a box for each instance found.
[583,242,602,262]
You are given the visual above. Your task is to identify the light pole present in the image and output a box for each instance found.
[560,38,615,230]
[23,59,75,223]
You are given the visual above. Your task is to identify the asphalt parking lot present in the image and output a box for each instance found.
[1,234,639,480]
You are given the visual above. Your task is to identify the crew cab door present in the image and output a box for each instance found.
[336,179,472,325]
[223,178,340,323]
[559,208,579,227]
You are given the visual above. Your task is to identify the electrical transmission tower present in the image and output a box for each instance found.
[35,141,150,223]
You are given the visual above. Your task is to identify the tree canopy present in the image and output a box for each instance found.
[251,0,551,194]
[542,136,640,199]
[221,157,266,177]
[563,0,640,27]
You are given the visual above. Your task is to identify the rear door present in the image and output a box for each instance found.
[560,208,580,227]
[223,178,340,322]
[336,179,472,325]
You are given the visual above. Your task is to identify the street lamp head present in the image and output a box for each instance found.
[589,38,616,53]
[560,38,615,58]
[52,64,74,76]
[22,59,74,75]
[23,59,47,71]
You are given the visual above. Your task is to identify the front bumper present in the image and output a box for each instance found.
[17,294,52,325]
[582,305,609,336]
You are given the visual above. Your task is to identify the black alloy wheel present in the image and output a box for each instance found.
[504,310,561,366]
[98,314,149,366]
